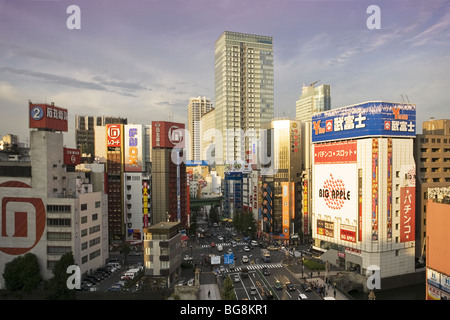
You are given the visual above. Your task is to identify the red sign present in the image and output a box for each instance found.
[400,187,415,242]
[314,141,357,164]
[0,181,46,255]
[152,121,185,148]
[29,102,68,132]
[340,227,357,243]
[63,148,81,165]
[107,124,122,147]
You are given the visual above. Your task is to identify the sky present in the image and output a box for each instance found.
[1,0,449,149]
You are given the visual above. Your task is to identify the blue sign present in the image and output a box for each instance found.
[224,254,234,265]
[311,101,416,143]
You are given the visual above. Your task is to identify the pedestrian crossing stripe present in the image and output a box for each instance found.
[201,242,248,248]
[225,263,283,272]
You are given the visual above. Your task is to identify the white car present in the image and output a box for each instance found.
[218,235,224,241]
[242,255,249,263]
[183,255,193,261]
[243,246,250,252]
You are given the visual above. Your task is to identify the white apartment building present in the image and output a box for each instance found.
[187,96,213,161]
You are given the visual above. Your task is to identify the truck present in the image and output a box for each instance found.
[261,249,271,262]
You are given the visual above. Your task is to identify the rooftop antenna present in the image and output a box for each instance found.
[406,95,410,103]
[401,95,405,102]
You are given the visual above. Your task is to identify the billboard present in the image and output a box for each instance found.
[63,148,81,165]
[314,163,358,222]
[152,121,185,149]
[107,124,122,147]
[282,182,290,237]
[314,140,357,163]
[29,102,68,132]
[124,125,143,172]
[400,186,415,242]
[312,102,416,143]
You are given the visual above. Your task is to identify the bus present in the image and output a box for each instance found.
[261,249,271,262]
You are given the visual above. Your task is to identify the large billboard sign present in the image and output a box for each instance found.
[124,125,143,172]
[312,102,416,143]
[107,124,122,147]
[314,141,358,222]
[29,102,68,132]
[152,121,185,149]
[400,186,415,242]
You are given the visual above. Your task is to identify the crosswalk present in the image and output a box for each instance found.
[201,242,248,248]
[224,263,283,273]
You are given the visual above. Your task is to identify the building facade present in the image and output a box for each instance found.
[296,82,331,123]
[311,101,417,280]
[214,31,274,164]
[143,222,182,287]
[187,96,213,161]
[425,188,450,300]
[414,119,450,261]
[260,119,302,243]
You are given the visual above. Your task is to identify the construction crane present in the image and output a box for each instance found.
[310,80,320,87]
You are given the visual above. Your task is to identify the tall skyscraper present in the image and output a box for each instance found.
[214,31,274,165]
[295,82,331,242]
[295,82,331,122]
[187,96,213,161]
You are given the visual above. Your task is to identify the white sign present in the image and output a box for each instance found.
[314,163,357,222]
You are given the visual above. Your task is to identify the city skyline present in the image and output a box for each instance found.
[1,0,450,148]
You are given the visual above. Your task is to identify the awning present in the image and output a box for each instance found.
[181,235,190,241]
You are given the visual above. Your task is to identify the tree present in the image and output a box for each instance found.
[3,253,42,292]
[120,242,132,265]
[45,252,76,300]
[221,276,236,300]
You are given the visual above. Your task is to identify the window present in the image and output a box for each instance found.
[92,213,98,221]
[81,216,88,224]
[47,205,71,213]
[47,232,71,241]
[47,218,71,227]
[95,201,101,208]
[81,203,88,211]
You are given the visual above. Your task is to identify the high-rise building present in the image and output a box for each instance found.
[75,115,127,162]
[200,108,216,163]
[295,82,331,123]
[311,101,417,284]
[260,119,302,242]
[151,121,188,228]
[214,31,274,165]
[296,82,331,242]
[414,119,450,261]
[187,96,213,161]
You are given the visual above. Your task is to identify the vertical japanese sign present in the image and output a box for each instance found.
[142,181,149,228]
[371,138,379,241]
[358,169,363,241]
[400,187,415,242]
[124,125,143,172]
[282,182,289,237]
[387,138,392,240]
[303,181,308,235]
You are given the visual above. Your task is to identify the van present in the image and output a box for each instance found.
[298,293,308,300]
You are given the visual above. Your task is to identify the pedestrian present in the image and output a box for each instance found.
[333,289,336,298]
[208,290,211,298]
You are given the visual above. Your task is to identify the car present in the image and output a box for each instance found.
[234,274,240,283]
[250,286,258,295]
[267,245,278,251]
[242,255,249,263]
[231,240,237,247]
[217,235,224,241]
[298,293,309,300]
[262,267,270,276]
[227,248,233,254]
[286,282,295,292]
[211,242,216,247]
[243,246,250,252]
[183,255,193,261]
[274,280,282,290]
[219,265,225,273]
[301,283,312,292]
[251,240,258,247]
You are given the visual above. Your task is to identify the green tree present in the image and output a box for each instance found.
[120,242,132,265]
[3,253,42,292]
[45,252,76,300]
[221,276,236,300]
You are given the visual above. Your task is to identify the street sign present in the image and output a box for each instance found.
[224,254,234,265]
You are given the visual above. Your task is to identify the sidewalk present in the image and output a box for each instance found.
[306,276,349,300]
[198,283,221,300]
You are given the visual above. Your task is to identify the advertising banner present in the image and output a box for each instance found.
[107,124,122,147]
[387,138,393,240]
[372,139,379,241]
[312,102,416,143]
[400,186,415,242]
[317,220,334,238]
[340,225,357,243]
[63,147,81,165]
[29,102,68,132]
[152,121,185,149]
[314,163,357,222]
[282,182,289,237]
[124,125,143,172]
[314,140,357,164]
